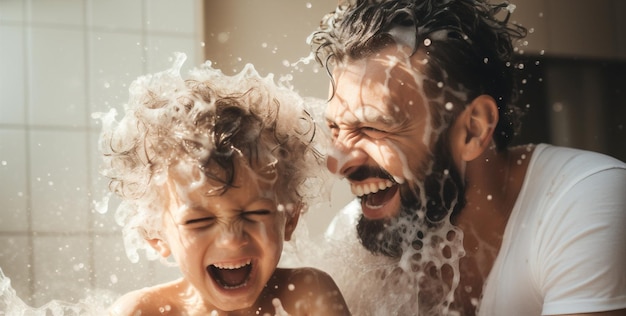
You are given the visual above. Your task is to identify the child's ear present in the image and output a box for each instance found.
[283,203,301,241]
[453,94,499,162]
[147,238,171,258]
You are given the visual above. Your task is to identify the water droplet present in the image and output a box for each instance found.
[305,2,312,9]
[423,38,432,46]
[217,32,229,43]
[487,195,493,201]
[445,102,453,111]
[288,283,295,291]
[73,263,84,271]
[1,161,6,166]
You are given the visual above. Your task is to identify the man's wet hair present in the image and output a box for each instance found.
[309,0,528,150]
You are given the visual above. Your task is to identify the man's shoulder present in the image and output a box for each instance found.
[525,144,626,186]
[532,144,626,171]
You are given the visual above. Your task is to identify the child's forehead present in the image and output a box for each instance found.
[165,158,277,202]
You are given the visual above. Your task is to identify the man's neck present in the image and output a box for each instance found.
[450,144,536,313]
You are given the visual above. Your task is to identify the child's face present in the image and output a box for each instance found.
[152,158,297,312]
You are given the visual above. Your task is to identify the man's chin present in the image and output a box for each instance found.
[356,214,404,258]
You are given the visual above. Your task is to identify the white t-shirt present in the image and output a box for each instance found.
[479,144,626,315]
[325,144,626,315]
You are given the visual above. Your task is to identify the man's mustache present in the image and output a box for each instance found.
[346,165,396,182]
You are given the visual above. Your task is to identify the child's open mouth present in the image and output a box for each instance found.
[207,260,253,289]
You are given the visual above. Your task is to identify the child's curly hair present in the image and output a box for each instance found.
[96,54,326,262]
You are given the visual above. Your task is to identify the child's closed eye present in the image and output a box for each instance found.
[242,210,271,222]
[184,217,215,228]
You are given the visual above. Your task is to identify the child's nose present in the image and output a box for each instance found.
[216,223,249,249]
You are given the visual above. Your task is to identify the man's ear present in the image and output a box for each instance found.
[147,238,171,258]
[455,94,499,162]
[283,203,302,241]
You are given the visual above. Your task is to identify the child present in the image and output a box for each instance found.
[97,53,350,315]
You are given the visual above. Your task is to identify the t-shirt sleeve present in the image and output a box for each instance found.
[537,167,626,315]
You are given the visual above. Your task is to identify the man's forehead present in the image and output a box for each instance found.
[327,52,428,125]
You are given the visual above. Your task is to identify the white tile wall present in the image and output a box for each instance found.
[32,235,91,306]
[29,130,90,232]
[88,31,144,122]
[29,27,87,127]
[0,0,24,23]
[0,130,29,232]
[146,0,197,34]
[29,0,85,26]
[0,0,202,308]
[0,25,26,125]
[88,0,143,30]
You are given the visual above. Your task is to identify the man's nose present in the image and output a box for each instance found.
[327,132,368,177]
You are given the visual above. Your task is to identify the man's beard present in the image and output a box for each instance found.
[356,138,466,258]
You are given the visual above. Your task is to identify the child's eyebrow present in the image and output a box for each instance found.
[171,204,203,223]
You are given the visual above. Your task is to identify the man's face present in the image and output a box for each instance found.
[325,45,465,257]
[326,45,434,220]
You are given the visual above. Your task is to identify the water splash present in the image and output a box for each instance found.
[0,267,115,315]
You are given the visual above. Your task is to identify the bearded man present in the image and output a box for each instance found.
[308,0,626,315]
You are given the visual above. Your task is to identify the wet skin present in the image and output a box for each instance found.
[325,45,432,220]
[153,157,294,313]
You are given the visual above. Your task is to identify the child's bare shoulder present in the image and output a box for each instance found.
[107,281,181,315]
[273,268,351,315]
[279,267,336,287]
